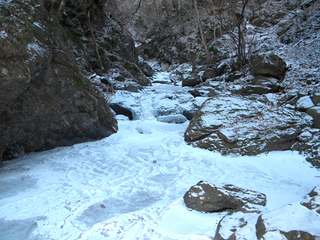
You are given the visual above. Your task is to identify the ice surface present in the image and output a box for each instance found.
[0,69,320,239]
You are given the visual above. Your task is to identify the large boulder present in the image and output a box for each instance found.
[250,53,287,80]
[184,95,313,155]
[0,1,117,161]
[184,181,266,213]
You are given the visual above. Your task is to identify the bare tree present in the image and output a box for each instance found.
[194,0,211,62]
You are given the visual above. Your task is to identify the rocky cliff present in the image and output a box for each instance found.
[0,0,120,161]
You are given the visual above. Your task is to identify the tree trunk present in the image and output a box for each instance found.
[194,0,211,62]
[57,0,67,19]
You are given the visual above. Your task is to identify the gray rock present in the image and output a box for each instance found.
[253,187,320,239]
[182,74,201,87]
[157,115,187,124]
[184,96,312,155]
[307,106,320,128]
[184,181,266,213]
[240,85,272,95]
[138,59,154,77]
[124,81,143,93]
[301,186,320,214]
[202,68,217,81]
[313,92,320,105]
[250,54,287,80]
[296,96,315,111]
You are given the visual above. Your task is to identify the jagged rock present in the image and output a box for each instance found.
[226,71,244,82]
[307,106,320,128]
[182,74,201,87]
[250,54,287,80]
[296,96,315,111]
[282,230,317,240]
[138,58,154,77]
[253,191,320,240]
[202,68,217,81]
[215,211,262,240]
[0,1,117,161]
[297,131,313,142]
[184,181,266,213]
[184,95,313,155]
[301,186,320,214]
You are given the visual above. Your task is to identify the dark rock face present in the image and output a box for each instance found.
[0,1,117,161]
[250,54,287,80]
[184,95,312,156]
[184,181,266,213]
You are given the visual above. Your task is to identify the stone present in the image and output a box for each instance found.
[184,96,312,155]
[307,106,320,128]
[250,53,287,80]
[202,68,217,81]
[137,58,154,77]
[297,131,313,142]
[240,85,272,95]
[109,103,134,120]
[301,186,320,214]
[157,115,187,124]
[252,188,320,239]
[183,181,266,213]
[124,81,143,93]
[182,74,201,87]
[296,96,315,111]
[281,230,317,240]
[313,92,320,105]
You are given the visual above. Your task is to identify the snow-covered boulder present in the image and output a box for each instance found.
[184,95,313,155]
[183,181,266,213]
[250,53,287,80]
[237,75,281,95]
[296,96,315,111]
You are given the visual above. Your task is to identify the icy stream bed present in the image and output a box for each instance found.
[1,76,320,239]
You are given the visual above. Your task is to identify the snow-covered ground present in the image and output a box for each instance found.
[1,73,320,240]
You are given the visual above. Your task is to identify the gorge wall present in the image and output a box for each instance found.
[0,0,127,161]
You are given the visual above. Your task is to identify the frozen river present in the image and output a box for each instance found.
[1,72,320,239]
